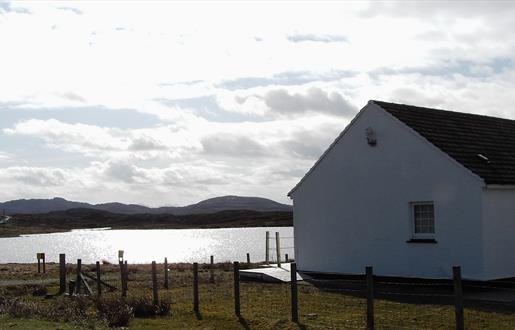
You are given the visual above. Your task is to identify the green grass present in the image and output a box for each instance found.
[1,264,515,329]
[0,314,85,329]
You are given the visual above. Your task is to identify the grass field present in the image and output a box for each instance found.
[1,263,515,329]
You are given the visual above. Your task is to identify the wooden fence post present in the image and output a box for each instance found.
[210,255,215,283]
[37,253,41,273]
[152,261,159,305]
[164,258,169,289]
[275,232,281,267]
[193,262,199,313]
[246,253,250,264]
[59,254,66,293]
[234,261,240,317]
[265,231,270,264]
[96,261,101,298]
[291,262,298,322]
[124,260,129,294]
[119,261,126,297]
[42,253,46,273]
[75,259,82,294]
[453,266,464,330]
[366,266,374,330]
[119,260,123,289]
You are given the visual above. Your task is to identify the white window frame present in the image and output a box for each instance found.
[410,202,435,239]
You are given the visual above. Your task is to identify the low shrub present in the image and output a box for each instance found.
[126,296,171,317]
[97,297,134,327]
[32,286,47,296]
[127,296,158,317]
[47,296,90,322]
[157,301,171,316]
[1,299,43,318]
[0,295,93,324]
[2,285,40,297]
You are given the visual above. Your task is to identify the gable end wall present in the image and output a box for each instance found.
[482,187,515,279]
[292,104,485,279]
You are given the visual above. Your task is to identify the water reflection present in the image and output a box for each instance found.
[0,227,294,264]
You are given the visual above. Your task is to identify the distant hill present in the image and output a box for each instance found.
[0,197,91,214]
[0,196,292,215]
[10,208,293,232]
[155,196,292,215]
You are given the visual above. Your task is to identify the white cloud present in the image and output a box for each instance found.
[218,85,358,118]
[261,87,356,117]
[0,1,30,14]
[201,134,268,158]
[128,136,167,151]
[0,113,347,204]
[0,162,229,206]
[287,33,348,43]
[4,119,128,154]
[3,118,204,159]
[0,152,11,161]
[0,166,82,198]
[56,6,82,15]
[2,1,515,205]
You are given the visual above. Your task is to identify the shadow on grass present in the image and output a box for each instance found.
[304,273,515,314]
[294,321,308,330]
[238,316,250,330]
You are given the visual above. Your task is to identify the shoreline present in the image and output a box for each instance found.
[0,209,292,238]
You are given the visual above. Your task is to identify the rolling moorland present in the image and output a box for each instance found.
[0,195,292,215]
[0,196,293,237]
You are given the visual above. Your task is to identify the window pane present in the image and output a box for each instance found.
[413,203,434,234]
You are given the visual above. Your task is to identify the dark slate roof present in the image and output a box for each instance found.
[373,100,515,185]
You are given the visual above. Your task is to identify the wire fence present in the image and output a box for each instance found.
[265,231,295,265]
[24,257,515,328]
[296,268,515,329]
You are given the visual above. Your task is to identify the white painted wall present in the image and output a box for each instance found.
[291,103,487,280]
[482,188,515,279]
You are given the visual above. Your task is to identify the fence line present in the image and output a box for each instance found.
[22,251,514,329]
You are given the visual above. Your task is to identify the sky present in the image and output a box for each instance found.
[1,1,515,206]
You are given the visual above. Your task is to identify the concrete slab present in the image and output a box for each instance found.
[240,263,304,283]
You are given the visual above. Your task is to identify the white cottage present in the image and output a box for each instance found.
[288,100,515,281]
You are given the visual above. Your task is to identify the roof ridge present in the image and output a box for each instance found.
[371,100,515,123]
